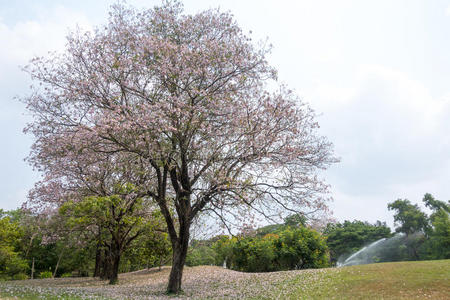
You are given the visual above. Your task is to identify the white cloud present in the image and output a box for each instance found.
[446,4,450,16]
[317,64,449,149]
[0,5,92,64]
[0,5,93,210]
[313,64,450,225]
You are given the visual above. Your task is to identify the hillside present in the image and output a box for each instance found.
[0,260,449,299]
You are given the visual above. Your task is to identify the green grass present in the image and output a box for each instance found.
[0,260,449,299]
[280,260,450,299]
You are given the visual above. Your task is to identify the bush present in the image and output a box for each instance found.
[231,235,278,272]
[0,274,10,281]
[275,227,329,269]
[39,271,53,279]
[12,273,28,280]
[213,227,329,272]
[60,272,72,278]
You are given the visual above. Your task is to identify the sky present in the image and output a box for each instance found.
[0,0,449,228]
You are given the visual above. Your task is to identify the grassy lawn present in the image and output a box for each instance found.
[282,260,450,299]
[0,260,448,299]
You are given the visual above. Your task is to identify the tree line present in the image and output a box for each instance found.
[187,215,329,272]
[1,193,448,281]
[0,204,171,282]
[184,193,449,269]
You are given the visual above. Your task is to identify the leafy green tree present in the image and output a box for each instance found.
[422,194,450,259]
[427,209,450,259]
[212,236,236,267]
[388,199,429,236]
[256,213,307,237]
[233,234,278,272]
[256,224,284,237]
[185,245,216,267]
[121,214,171,272]
[323,220,392,263]
[60,187,153,284]
[423,193,450,214]
[0,211,28,279]
[387,195,450,261]
[283,214,307,227]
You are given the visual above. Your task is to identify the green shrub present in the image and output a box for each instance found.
[275,227,329,269]
[240,234,277,272]
[39,271,53,279]
[213,226,329,272]
[0,274,10,281]
[12,273,28,280]
[60,272,72,278]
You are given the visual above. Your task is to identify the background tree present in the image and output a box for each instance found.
[423,193,450,214]
[387,196,447,261]
[0,206,172,281]
[59,188,159,284]
[323,220,392,264]
[16,208,94,279]
[422,194,450,259]
[0,210,28,280]
[121,211,171,272]
[256,213,308,237]
[22,1,337,293]
[426,209,450,259]
[212,235,236,267]
[0,209,90,280]
[275,226,329,270]
[283,214,308,228]
[388,199,429,236]
[185,241,216,267]
[37,212,89,279]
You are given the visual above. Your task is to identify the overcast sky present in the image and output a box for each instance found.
[1,0,449,227]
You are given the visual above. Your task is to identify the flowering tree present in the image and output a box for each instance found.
[23,2,337,293]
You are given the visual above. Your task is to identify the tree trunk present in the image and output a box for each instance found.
[31,257,35,279]
[25,234,36,257]
[108,244,121,285]
[411,244,420,260]
[52,250,64,278]
[100,248,110,280]
[93,244,102,277]
[167,221,190,294]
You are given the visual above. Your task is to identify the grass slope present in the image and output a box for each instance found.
[0,260,449,299]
